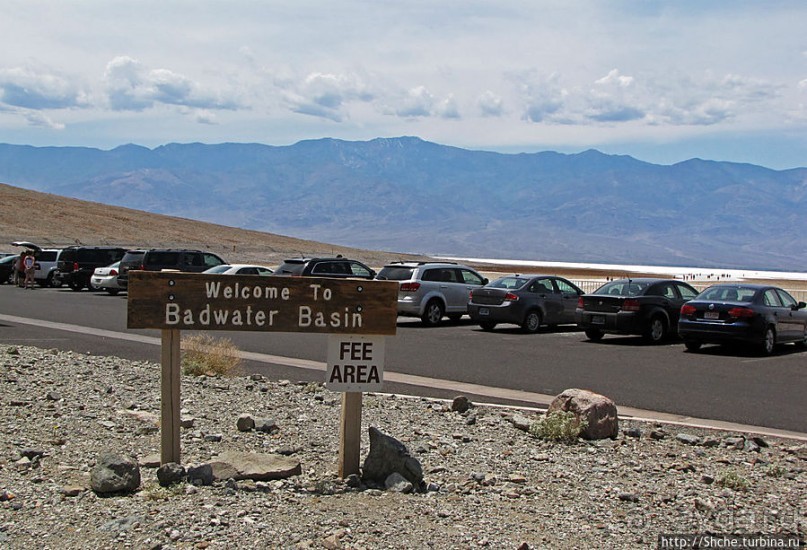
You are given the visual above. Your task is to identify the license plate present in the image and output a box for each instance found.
[591,315,605,325]
[704,311,720,320]
[479,307,490,316]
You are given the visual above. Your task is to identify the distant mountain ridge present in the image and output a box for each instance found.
[1,137,805,270]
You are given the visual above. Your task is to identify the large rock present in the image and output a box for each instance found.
[546,388,618,440]
[90,453,141,494]
[362,427,423,486]
[207,451,301,481]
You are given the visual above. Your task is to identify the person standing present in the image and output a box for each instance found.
[16,252,26,287]
[23,252,36,289]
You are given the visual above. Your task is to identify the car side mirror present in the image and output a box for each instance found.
[482,278,489,285]
[794,301,806,310]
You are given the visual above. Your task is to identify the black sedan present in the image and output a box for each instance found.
[468,275,584,333]
[576,278,699,343]
[678,284,807,355]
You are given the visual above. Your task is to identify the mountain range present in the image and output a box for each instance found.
[1,137,805,271]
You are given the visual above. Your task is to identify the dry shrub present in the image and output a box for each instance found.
[181,334,242,377]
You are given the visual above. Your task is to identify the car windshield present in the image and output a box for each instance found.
[376,266,416,281]
[594,280,651,297]
[697,286,756,303]
[488,276,530,290]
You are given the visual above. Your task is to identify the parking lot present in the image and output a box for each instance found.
[1,281,805,434]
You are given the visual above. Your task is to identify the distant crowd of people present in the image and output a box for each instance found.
[12,251,36,289]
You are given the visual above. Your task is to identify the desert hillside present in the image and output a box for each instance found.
[0,183,423,268]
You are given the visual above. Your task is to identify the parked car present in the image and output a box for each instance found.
[576,278,699,343]
[11,241,63,287]
[90,262,123,295]
[203,264,274,276]
[273,257,375,279]
[678,284,807,355]
[375,261,488,326]
[468,275,584,332]
[115,250,147,291]
[55,246,127,291]
[118,249,227,290]
[0,255,16,284]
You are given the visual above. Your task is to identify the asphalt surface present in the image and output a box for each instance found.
[1,282,805,434]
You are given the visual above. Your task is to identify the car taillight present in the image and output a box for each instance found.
[577,297,584,308]
[110,269,118,276]
[73,261,79,271]
[400,282,421,292]
[728,307,755,319]
[622,299,640,312]
[504,292,519,302]
[680,304,697,316]
[138,264,144,270]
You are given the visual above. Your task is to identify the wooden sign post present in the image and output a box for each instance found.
[128,271,397,469]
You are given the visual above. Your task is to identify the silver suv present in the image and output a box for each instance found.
[375,262,488,326]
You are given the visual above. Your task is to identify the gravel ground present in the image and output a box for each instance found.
[1,346,805,549]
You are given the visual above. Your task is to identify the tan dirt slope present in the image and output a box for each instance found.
[0,183,425,269]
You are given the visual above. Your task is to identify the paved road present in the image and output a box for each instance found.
[1,283,805,433]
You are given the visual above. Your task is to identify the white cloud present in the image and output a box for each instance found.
[396,86,435,118]
[103,56,238,112]
[477,91,504,117]
[0,66,88,110]
[281,71,374,122]
[436,94,460,119]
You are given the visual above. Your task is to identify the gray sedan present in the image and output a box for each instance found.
[468,275,584,333]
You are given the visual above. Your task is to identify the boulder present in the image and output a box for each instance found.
[546,388,618,440]
[90,453,141,494]
[208,451,301,481]
[362,427,423,486]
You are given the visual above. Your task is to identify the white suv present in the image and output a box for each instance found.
[375,262,488,326]
[11,241,63,287]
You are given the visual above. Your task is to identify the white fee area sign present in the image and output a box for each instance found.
[326,335,385,392]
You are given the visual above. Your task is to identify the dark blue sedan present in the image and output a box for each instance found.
[678,284,807,355]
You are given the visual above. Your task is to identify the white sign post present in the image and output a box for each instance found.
[326,335,385,476]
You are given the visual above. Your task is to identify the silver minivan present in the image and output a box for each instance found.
[375,262,488,326]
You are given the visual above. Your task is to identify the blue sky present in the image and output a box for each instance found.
[1,1,805,169]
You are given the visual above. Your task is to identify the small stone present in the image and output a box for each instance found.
[623,427,642,439]
[618,493,639,502]
[649,429,667,440]
[451,395,472,413]
[236,414,255,432]
[60,486,84,497]
[157,462,186,487]
[676,433,701,446]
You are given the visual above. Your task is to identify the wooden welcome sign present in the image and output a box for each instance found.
[127,271,398,474]
[128,271,398,335]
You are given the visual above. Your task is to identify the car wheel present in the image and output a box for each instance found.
[684,341,702,352]
[421,300,444,327]
[585,328,604,341]
[643,316,668,344]
[107,289,120,296]
[68,280,83,291]
[760,326,776,356]
[521,310,542,333]
[795,328,807,349]
[479,321,496,331]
